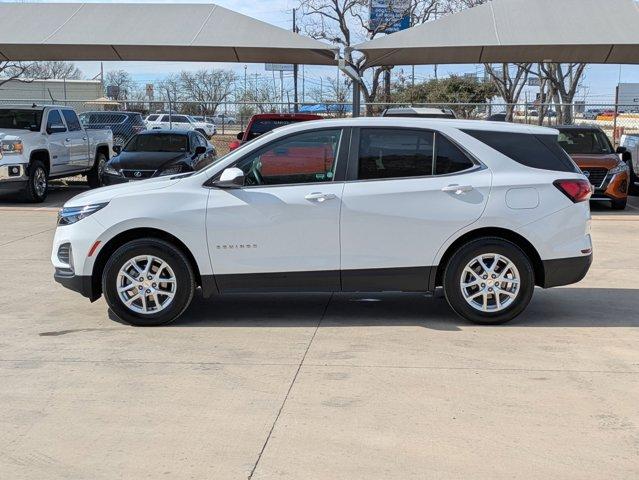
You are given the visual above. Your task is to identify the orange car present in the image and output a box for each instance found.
[557,126,629,210]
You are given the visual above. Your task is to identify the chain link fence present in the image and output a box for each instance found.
[1,98,637,150]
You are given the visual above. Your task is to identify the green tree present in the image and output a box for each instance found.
[393,75,497,118]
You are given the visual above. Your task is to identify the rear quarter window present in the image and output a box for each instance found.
[462,129,579,173]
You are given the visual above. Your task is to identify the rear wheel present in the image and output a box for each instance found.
[611,197,627,210]
[87,152,107,188]
[23,160,48,203]
[443,238,535,325]
[102,239,196,326]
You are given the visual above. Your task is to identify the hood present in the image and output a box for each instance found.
[0,129,36,140]
[64,175,182,208]
[110,151,188,170]
[570,153,622,169]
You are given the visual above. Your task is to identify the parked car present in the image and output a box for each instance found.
[229,113,322,151]
[619,133,639,195]
[583,108,603,120]
[381,107,456,119]
[557,125,629,209]
[486,113,508,122]
[53,118,592,327]
[79,111,146,149]
[145,114,215,137]
[0,105,112,202]
[199,115,235,125]
[102,130,216,185]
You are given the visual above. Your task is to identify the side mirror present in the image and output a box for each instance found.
[47,124,66,134]
[214,167,245,188]
[616,146,628,154]
[194,145,206,155]
[236,131,244,140]
[113,145,122,154]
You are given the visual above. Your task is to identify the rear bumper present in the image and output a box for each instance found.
[542,254,593,288]
[54,268,97,300]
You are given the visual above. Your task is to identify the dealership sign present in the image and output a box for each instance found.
[265,63,295,72]
[370,0,410,34]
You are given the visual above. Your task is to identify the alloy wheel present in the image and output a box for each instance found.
[116,255,177,314]
[460,253,520,312]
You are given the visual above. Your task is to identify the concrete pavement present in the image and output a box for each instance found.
[0,190,638,480]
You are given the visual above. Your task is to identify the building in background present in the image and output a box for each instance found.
[0,78,103,104]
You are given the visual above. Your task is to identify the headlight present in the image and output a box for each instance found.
[158,165,182,176]
[2,139,23,154]
[609,161,629,175]
[58,203,108,226]
[103,163,122,176]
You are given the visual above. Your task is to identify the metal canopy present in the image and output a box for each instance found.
[354,0,639,67]
[0,2,337,65]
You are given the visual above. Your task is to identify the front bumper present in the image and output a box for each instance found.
[542,254,593,288]
[592,171,629,201]
[101,172,130,186]
[54,268,96,299]
[0,163,28,193]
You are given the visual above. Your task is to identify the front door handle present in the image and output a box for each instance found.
[305,192,337,202]
[442,184,474,195]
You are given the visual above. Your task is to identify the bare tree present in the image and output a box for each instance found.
[105,70,135,100]
[484,63,531,121]
[309,74,353,117]
[539,63,586,124]
[299,0,440,113]
[27,61,83,80]
[0,61,32,88]
[179,69,237,115]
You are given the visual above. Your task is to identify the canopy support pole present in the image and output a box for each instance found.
[339,55,363,118]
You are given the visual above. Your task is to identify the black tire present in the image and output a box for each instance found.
[611,197,627,210]
[22,160,48,203]
[102,238,196,326]
[627,162,639,196]
[443,237,535,325]
[87,152,107,189]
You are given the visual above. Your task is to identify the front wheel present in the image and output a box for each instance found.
[102,239,196,326]
[23,160,48,203]
[443,238,535,325]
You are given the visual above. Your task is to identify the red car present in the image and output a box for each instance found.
[229,113,322,151]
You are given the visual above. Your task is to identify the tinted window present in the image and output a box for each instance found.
[147,115,159,121]
[435,134,475,174]
[462,129,579,173]
[62,109,82,131]
[125,134,188,152]
[0,108,43,130]
[46,110,65,131]
[358,128,434,180]
[557,129,614,155]
[237,129,341,186]
[83,113,126,125]
[247,119,299,140]
[161,115,189,123]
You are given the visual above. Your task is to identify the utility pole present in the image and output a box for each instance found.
[293,8,299,112]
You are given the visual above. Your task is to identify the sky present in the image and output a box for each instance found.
[5,0,639,103]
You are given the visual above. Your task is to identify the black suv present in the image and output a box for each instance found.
[79,111,146,148]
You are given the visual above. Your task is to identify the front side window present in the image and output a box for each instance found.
[147,114,159,121]
[358,128,434,180]
[46,110,65,131]
[125,134,188,153]
[236,129,342,186]
[62,109,82,131]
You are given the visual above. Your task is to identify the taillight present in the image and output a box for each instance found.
[554,179,592,203]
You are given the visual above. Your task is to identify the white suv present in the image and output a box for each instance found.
[145,114,215,137]
[52,118,593,326]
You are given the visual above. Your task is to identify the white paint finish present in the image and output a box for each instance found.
[206,183,344,274]
[340,168,492,270]
[506,187,540,209]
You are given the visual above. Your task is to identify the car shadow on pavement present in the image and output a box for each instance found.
[0,182,87,209]
[107,287,639,330]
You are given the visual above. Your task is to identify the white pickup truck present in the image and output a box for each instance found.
[0,105,113,202]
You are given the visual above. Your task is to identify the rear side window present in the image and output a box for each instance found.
[358,128,434,180]
[62,109,82,131]
[462,129,579,173]
[435,134,475,175]
[146,115,159,121]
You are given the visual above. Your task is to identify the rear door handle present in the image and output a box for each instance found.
[442,184,474,195]
[305,192,337,202]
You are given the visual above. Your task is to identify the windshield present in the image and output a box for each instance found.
[125,134,188,153]
[0,109,43,130]
[247,119,302,140]
[558,129,614,155]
